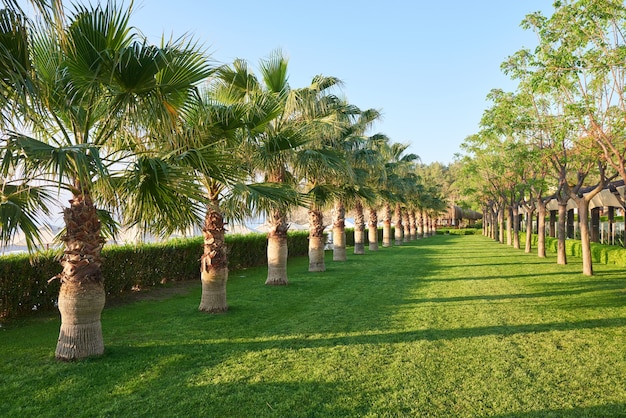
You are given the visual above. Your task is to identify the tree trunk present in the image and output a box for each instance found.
[557,202,567,265]
[408,211,416,240]
[417,210,424,238]
[402,211,410,243]
[506,206,513,245]
[55,280,105,361]
[332,199,347,261]
[308,207,326,272]
[576,198,593,276]
[199,202,228,313]
[394,203,403,245]
[524,209,533,254]
[497,205,504,244]
[368,206,379,251]
[353,200,365,255]
[512,204,520,249]
[266,208,289,285]
[55,188,106,361]
[382,202,392,247]
[537,199,547,258]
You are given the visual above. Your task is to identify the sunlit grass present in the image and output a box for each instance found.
[1,234,625,417]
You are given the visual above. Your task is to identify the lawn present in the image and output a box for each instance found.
[1,234,625,417]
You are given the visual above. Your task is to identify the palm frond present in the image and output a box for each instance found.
[115,155,205,238]
[0,182,53,251]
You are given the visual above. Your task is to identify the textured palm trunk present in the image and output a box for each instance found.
[353,200,365,255]
[537,198,547,258]
[402,211,410,243]
[199,202,228,313]
[557,202,568,265]
[409,211,417,240]
[417,211,424,238]
[368,206,379,251]
[332,199,346,261]
[308,207,326,272]
[55,188,105,361]
[266,208,289,285]
[382,202,392,247]
[394,203,403,245]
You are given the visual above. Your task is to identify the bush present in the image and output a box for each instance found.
[0,231,310,320]
[522,232,626,265]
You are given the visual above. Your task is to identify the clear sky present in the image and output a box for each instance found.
[129,0,553,165]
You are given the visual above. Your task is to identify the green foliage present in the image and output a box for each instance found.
[437,228,481,235]
[0,231,310,320]
[523,233,626,266]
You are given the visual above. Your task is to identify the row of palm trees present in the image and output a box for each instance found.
[0,2,445,360]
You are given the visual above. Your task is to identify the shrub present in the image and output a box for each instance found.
[1,231,310,320]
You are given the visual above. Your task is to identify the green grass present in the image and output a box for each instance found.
[1,235,625,417]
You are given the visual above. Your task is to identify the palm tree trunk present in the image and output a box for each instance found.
[417,210,424,238]
[353,200,365,255]
[199,201,228,313]
[394,203,403,245]
[55,188,105,361]
[332,199,347,261]
[308,207,326,272]
[382,202,392,247]
[368,206,379,251]
[402,211,410,243]
[266,208,289,285]
[409,210,417,240]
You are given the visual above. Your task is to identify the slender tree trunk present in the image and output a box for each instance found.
[308,207,326,272]
[409,210,417,240]
[512,204,520,249]
[402,211,410,243]
[525,209,534,254]
[537,198,547,258]
[55,188,105,361]
[199,201,228,313]
[266,207,289,285]
[333,199,347,261]
[506,206,513,246]
[394,203,403,245]
[368,206,379,251]
[576,198,594,276]
[353,200,365,255]
[382,202,392,247]
[498,205,504,244]
[557,202,568,265]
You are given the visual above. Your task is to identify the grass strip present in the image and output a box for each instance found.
[1,234,624,417]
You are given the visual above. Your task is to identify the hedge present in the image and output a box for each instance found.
[520,232,626,266]
[1,230,309,320]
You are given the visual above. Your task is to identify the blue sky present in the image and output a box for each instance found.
[129,1,553,165]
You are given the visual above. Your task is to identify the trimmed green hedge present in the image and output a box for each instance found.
[1,231,309,320]
[521,232,626,266]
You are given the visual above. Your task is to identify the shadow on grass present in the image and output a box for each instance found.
[491,403,626,417]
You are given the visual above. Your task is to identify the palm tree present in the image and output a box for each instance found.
[174,63,300,311]
[380,142,419,246]
[2,2,212,360]
[226,50,342,285]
